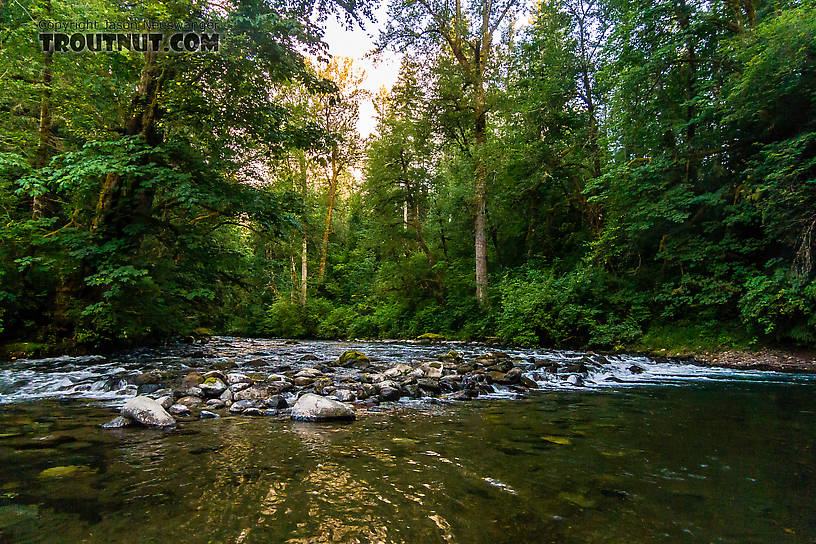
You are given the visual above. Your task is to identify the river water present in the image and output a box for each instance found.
[0,338,814,543]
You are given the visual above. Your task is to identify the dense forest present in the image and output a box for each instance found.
[1,0,814,354]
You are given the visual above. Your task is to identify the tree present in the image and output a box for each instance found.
[311,57,366,280]
[380,0,523,305]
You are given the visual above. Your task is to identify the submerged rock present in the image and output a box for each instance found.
[121,396,175,427]
[291,393,355,422]
[101,416,132,429]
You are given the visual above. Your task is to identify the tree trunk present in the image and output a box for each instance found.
[92,52,163,233]
[299,153,308,305]
[290,256,298,303]
[474,96,488,306]
[318,144,339,280]
[32,10,54,219]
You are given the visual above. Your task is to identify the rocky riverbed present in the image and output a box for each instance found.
[100,347,586,427]
[3,337,814,429]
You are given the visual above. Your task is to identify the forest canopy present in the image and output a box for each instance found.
[1,0,815,353]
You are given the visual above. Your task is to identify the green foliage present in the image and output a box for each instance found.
[497,267,644,348]
[2,0,815,353]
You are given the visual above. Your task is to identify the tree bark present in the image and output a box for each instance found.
[32,6,54,220]
[474,95,488,306]
[92,52,164,233]
[318,144,339,280]
[299,153,308,305]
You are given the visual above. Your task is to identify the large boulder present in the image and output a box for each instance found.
[121,396,175,427]
[291,393,355,422]
[336,351,369,368]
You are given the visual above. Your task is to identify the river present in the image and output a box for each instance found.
[1,337,814,543]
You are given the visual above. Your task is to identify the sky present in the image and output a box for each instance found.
[321,4,402,138]
[319,3,534,138]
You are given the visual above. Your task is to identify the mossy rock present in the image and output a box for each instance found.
[417,333,445,342]
[438,350,460,360]
[191,327,213,338]
[202,377,219,384]
[38,465,96,479]
[337,350,369,365]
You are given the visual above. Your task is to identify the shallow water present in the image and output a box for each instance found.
[1,339,814,543]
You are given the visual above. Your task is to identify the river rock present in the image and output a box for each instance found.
[383,364,412,379]
[629,365,645,374]
[438,350,461,361]
[230,400,256,413]
[199,410,219,419]
[168,404,191,416]
[132,372,161,386]
[299,354,319,361]
[121,396,175,427]
[336,350,369,368]
[567,375,584,386]
[448,389,478,401]
[177,395,203,408]
[180,372,204,389]
[265,395,288,409]
[101,416,132,429]
[220,388,234,403]
[243,408,263,416]
[227,373,252,386]
[504,367,523,384]
[230,382,251,393]
[156,395,174,410]
[520,376,538,388]
[199,377,227,397]
[379,386,401,401]
[185,386,204,398]
[295,367,323,378]
[233,386,269,401]
[137,383,162,395]
[421,363,443,378]
[417,378,440,393]
[332,389,356,402]
[202,370,227,382]
[291,393,355,422]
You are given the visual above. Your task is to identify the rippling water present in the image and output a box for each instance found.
[1,338,814,542]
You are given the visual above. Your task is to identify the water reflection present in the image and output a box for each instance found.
[0,383,814,543]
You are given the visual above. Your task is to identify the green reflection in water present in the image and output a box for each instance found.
[0,383,814,543]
